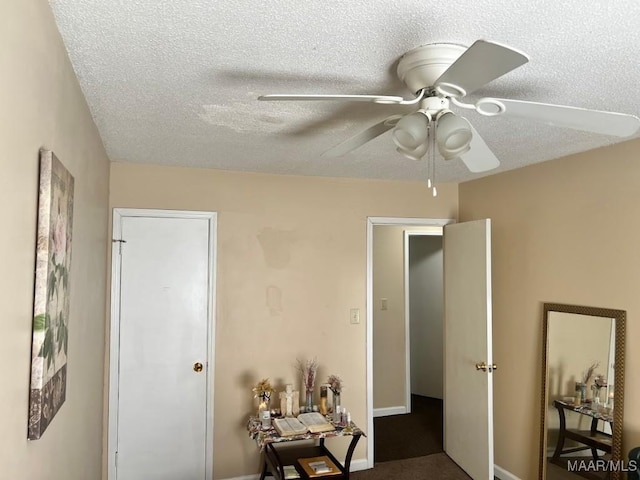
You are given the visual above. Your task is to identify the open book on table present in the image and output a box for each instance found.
[273,412,335,436]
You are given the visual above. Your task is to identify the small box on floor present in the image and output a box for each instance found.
[297,456,341,477]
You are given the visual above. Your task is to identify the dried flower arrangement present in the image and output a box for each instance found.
[593,374,607,389]
[252,378,275,402]
[327,374,343,395]
[296,358,318,393]
[580,361,600,386]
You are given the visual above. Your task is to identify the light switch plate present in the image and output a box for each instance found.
[350,308,360,324]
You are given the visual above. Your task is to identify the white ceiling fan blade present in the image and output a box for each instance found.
[476,98,640,137]
[321,115,402,158]
[435,40,529,97]
[459,125,501,173]
[258,93,404,104]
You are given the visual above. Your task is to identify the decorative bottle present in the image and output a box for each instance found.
[320,385,328,415]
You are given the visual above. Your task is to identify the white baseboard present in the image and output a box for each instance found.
[350,458,369,472]
[221,458,369,480]
[373,406,407,417]
[495,464,521,480]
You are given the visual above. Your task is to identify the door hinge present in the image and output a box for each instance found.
[112,239,127,254]
[115,451,118,469]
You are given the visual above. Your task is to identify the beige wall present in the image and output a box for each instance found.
[459,138,640,479]
[372,226,408,409]
[109,162,458,478]
[409,235,443,399]
[0,1,111,479]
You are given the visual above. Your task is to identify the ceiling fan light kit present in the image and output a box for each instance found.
[435,112,473,160]
[259,39,640,190]
[396,141,429,162]
[392,112,430,151]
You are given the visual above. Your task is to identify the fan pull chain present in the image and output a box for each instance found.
[429,121,437,197]
[426,123,433,189]
[427,132,432,188]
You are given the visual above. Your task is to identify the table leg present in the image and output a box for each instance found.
[343,434,362,480]
[259,460,269,480]
[589,418,600,462]
[552,404,567,461]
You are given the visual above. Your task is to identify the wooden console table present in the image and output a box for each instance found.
[551,400,613,463]
[247,416,364,480]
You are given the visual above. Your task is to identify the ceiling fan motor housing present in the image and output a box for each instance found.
[397,43,467,94]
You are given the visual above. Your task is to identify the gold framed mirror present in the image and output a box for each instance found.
[539,303,625,479]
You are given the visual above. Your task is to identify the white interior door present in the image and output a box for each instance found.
[109,210,215,480]
[443,219,494,479]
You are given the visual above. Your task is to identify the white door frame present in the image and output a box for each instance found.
[108,208,217,480]
[403,229,444,414]
[366,216,454,468]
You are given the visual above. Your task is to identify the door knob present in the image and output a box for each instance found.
[475,362,498,372]
[193,362,203,373]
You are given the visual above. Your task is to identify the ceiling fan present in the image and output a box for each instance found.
[258,40,640,193]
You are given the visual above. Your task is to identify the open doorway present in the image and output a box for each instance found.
[372,226,444,463]
[366,217,452,467]
[367,217,496,477]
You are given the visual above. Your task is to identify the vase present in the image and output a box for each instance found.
[332,392,341,422]
[258,395,271,417]
[260,408,271,428]
[305,390,313,412]
[575,383,587,404]
[592,387,602,407]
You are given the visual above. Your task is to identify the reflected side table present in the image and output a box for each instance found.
[551,400,613,464]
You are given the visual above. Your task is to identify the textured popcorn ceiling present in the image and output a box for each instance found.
[49,0,640,183]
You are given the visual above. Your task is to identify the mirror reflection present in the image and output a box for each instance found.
[540,304,625,480]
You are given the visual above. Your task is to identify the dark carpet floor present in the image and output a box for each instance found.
[351,453,471,480]
[374,394,443,463]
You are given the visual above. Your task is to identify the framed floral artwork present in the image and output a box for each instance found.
[28,149,74,440]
